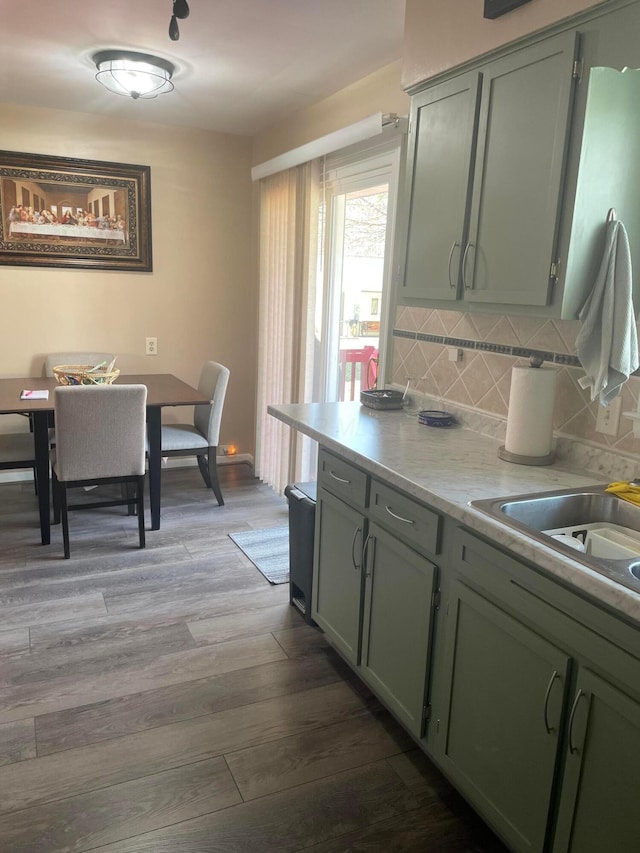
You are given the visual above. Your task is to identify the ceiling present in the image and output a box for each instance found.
[0,0,405,137]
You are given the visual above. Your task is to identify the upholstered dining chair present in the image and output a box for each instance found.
[51,384,147,559]
[159,361,230,505]
[44,352,116,446]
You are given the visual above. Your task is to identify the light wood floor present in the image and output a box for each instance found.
[0,464,508,852]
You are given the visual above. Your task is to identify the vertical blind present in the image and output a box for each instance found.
[255,161,320,493]
[254,117,407,492]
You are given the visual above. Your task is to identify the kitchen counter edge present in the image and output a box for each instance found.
[269,401,640,625]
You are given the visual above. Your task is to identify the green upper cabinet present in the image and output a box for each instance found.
[397,0,640,319]
[399,31,579,311]
[465,32,578,306]
[402,72,482,302]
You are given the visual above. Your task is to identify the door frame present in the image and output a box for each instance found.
[320,140,404,401]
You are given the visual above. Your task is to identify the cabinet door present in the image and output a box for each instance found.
[312,486,365,667]
[360,522,437,737]
[402,72,482,301]
[465,31,579,306]
[441,581,570,853]
[552,668,640,853]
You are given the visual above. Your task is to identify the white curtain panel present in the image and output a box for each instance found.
[255,162,320,493]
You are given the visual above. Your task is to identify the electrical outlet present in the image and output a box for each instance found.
[145,337,158,356]
[595,396,622,436]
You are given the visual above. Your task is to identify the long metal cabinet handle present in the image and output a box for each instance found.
[543,670,559,734]
[462,242,474,290]
[447,241,460,289]
[329,470,350,484]
[385,504,414,524]
[567,688,585,754]
[351,526,362,571]
[362,533,372,577]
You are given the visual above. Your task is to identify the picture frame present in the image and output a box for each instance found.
[0,150,152,271]
[484,0,532,19]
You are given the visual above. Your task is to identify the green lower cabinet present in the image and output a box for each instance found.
[441,581,569,853]
[551,668,640,853]
[309,460,640,851]
[312,487,366,667]
[360,522,437,738]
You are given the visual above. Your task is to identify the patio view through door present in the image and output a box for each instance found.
[316,144,401,405]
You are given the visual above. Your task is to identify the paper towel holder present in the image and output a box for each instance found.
[498,355,556,466]
[498,445,555,465]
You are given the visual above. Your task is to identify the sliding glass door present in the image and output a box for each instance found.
[317,144,402,405]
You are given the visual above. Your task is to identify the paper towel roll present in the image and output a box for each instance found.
[504,366,557,459]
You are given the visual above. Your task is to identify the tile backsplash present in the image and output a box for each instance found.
[392,306,640,456]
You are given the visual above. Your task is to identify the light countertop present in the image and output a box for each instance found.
[268,401,640,625]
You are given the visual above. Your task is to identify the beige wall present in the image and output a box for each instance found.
[0,102,255,454]
[1,4,604,457]
[403,0,605,89]
[252,62,409,165]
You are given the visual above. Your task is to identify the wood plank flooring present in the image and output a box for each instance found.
[0,463,508,852]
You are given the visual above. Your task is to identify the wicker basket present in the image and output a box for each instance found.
[53,364,121,386]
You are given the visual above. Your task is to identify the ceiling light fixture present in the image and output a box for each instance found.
[93,50,175,99]
[169,0,190,41]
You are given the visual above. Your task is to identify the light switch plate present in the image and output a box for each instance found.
[595,395,622,436]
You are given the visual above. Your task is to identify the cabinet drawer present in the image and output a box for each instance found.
[318,448,368,509]
[369,480,441,555]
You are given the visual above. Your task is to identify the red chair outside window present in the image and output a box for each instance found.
[339,346,378,401]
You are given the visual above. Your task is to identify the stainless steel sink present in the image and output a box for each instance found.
[470,485,640,593]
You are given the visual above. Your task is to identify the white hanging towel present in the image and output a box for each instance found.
[575,218,639,405]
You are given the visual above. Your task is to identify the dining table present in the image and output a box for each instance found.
[0,373,210,544]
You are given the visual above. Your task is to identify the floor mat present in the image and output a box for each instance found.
[229,526,289,584]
